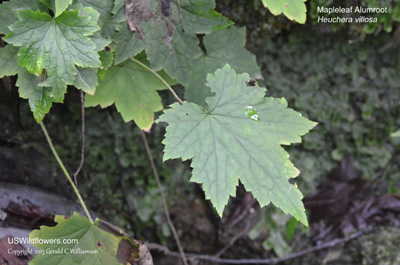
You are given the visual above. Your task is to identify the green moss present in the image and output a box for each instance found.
[361,227,400,265]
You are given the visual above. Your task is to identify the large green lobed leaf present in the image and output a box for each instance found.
[30,212,139,265]
[158,65,316,224]
[140,0,233,87]
[4,8,101,102]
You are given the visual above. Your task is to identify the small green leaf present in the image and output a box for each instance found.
[285,217,299,241]
[29,212,140,265]
[262,0,307,24]
[85,59,170,130]
[158,65,316,224]
[0,45,19,78]
[16,69,52,123]
[4,9,101,102]
[263,230,291,257]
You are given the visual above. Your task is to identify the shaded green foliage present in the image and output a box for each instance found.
[360,227,400,265]
[259,31,400,191]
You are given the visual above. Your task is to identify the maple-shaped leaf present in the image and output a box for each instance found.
[185,27,261,107]
[4,8,101,102]
[30,212,140,265]
[137,0,233,85]
[262,0,307,24]
[85,58,175,130]
[158,65,316,224]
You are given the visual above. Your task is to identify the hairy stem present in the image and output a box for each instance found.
[40,122,93,223]
[141,130,188,265]
[130,57,184,105]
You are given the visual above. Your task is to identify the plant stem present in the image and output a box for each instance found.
[141,130,188,265]
[73,90,86,185]
[130,57,184,105]
[40,122,94,223]
[146,226,378,264]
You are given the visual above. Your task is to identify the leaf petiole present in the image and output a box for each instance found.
[40,122,93,223]
[129,57,184,105]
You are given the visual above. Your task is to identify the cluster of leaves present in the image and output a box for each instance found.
[0,2,317,263]
[0,0,262,131]
[259,31,400,192]
[0,0,316,223]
